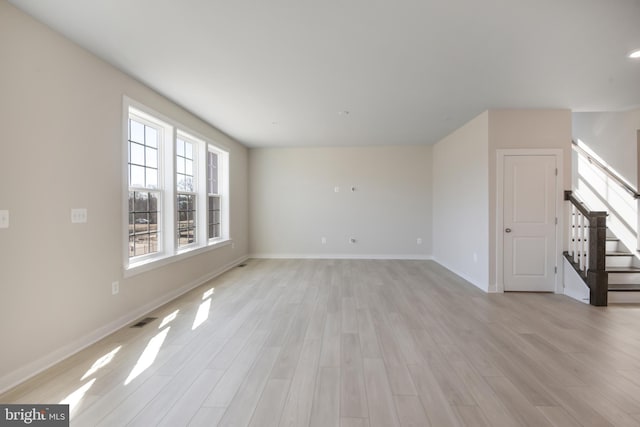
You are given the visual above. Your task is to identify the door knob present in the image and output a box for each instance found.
[505,228,512,233]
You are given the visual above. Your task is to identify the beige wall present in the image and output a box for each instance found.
[433,109,571,292]
[488,109,572,290]
[433,112,490,290]
[249,145,432,258]
[0,1,249,392]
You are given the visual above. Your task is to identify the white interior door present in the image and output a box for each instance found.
[503,155,557,292]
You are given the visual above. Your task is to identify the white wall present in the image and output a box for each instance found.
[249,145,432,258]
[433,112,490,291]
[572,109,640,253]
[0,1,249,392]
[572,110,640,186]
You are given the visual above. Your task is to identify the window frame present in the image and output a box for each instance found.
[122,97,231,277]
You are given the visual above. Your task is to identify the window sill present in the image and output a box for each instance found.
[124,238,232,278]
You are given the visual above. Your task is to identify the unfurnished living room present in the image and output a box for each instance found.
[2,0,640,426]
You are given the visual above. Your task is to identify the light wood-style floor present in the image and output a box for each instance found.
[3,259,640,426]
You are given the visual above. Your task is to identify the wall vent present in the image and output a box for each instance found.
[131,317,157,328]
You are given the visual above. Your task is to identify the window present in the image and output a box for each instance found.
[127,115,162,259]
[207,150,221,240]
[176,137,197,248]
[124,98,230,272]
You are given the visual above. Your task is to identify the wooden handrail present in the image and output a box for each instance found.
[564,191,607,219]
[572,140,640,199]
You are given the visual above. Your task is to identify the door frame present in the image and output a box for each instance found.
[496,149,564,293]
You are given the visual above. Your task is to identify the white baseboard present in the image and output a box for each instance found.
[0,255,249,395]
[249,253,434,260]
[432,257,489,292]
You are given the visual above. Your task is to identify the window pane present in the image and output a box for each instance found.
[177,158,185,174]
[186,159,193,176]
[135,191,149,212]
[149,212,158,228]
[177,139,185,157]
[149,193,159,211]
[130,165,145,187]
[134,213,149,232]
[185,176,194,192]
[129,214,135,235]
[130,119,145,143]
[149,233,158,253]
[146,126,158,148]
[130,142,145,165]
[207,152,218,194]
[185,142,193,159]
[146,169,158,189]
[146,147,158,168]
[129,236,136,257]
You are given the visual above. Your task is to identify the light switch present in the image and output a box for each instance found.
[71,208,88,224]
[0,210,9,229]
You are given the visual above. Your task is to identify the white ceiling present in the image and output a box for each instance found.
[9,0,640,147]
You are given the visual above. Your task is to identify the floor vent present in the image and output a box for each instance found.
[131,317,157,328]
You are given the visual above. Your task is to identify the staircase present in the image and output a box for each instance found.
[606,232,640,302]
[564,191,640,306]
[564,140,640,306]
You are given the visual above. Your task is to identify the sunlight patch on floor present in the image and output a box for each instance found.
[59,378,95,418]
[124,327,170,385]
[202,288,215,300]
[159,309,179,329]
[81,346,122,381]
[192,299,211,330]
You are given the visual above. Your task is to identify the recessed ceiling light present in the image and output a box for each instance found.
[628,49,640,59]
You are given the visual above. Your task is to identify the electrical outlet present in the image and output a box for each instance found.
[417,237,422,245]
[334,186,340,193]
[321,237,327,244]
[0,210,9,229]
[112,281,119,295]
[71,208,88,224]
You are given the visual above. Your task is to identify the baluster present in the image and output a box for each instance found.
[571,205,581,263]
[584,216,590,274]
[579,213,586,272]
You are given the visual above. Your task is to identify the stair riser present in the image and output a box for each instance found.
[607,273,640,285]
[606,256,635,268]
[606,241,619,252]
[608,291,640,304]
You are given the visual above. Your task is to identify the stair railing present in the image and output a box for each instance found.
[564,190,608,306]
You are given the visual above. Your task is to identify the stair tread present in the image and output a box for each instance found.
[607,267,640,273]
[609,284,640,291]
[606,251,634,256]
